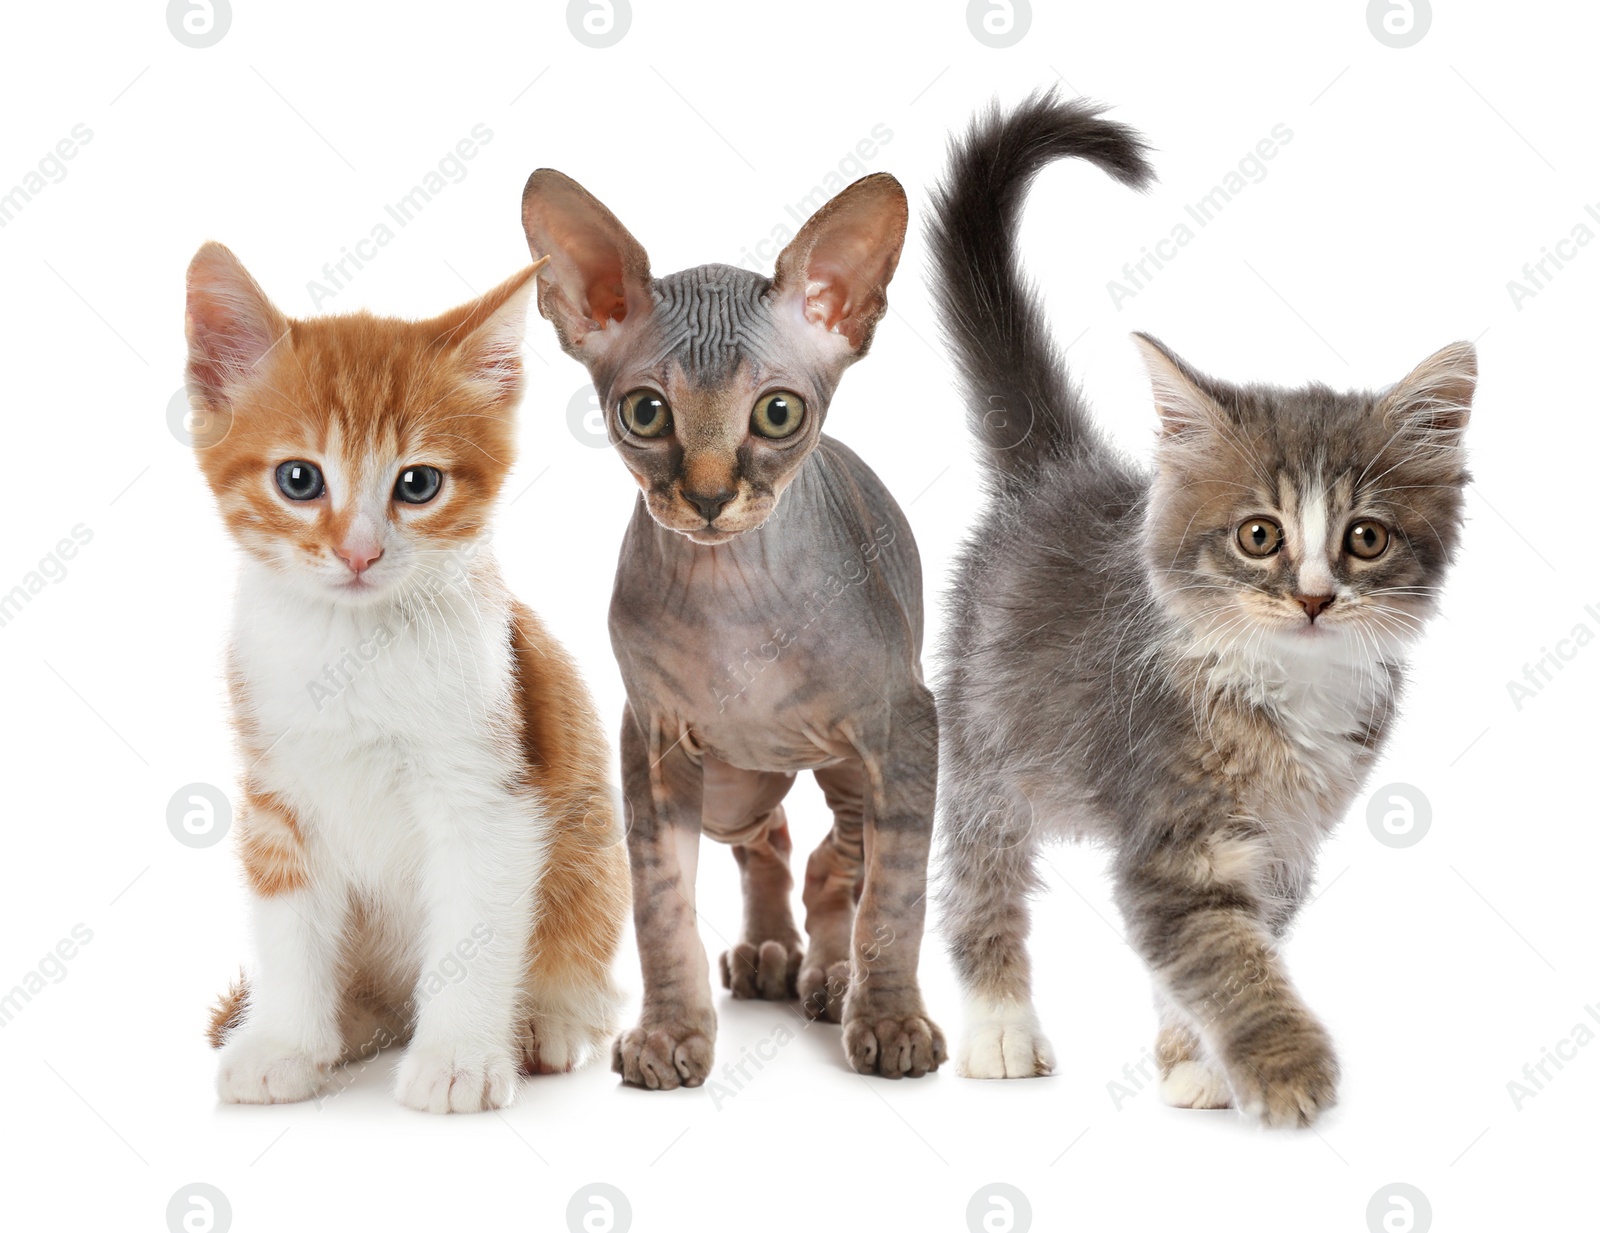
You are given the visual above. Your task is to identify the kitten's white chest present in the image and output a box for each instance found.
[229,565,522,881]
[1207,635,1394,825]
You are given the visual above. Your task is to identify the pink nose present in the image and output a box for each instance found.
[338,544,383,575]
[1295,593,1334,620]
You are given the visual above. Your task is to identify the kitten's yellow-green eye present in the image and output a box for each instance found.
[751,391,805,440]
[1236,517,1283,558]
[1346,520,1391,560]
[619,389,672,439]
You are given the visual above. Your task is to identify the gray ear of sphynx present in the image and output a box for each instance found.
[769,172,908,356]
[521,168,655,362]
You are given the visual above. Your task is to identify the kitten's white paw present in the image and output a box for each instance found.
[1160,1058,1233,1109]
[216,1033,332,1105]
[395,1043,517,1113]
[957,1000,1056,1079]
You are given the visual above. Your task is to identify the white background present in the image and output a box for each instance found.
[1,2,1595,1231]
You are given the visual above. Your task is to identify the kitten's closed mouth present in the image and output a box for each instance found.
[334,573,386,596]
[684,525,739,546]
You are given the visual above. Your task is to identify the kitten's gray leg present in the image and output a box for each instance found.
[720,811,804,1001]
[611,710,715,1090]
[1117,848,1337,1127]
[799,763,867,1023]
[838,690,946,1078]
[702,759,800,1000]
[939,784,1055,1079]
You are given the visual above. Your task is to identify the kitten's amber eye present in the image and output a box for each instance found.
[1236,517,1283,557]
[619,389,672,439]
[275,460,324,502]
[394,465,442,505]
[1346,520,1390,560]
[751,391,805,440]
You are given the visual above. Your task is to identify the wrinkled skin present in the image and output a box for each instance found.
[521,168,945,1085]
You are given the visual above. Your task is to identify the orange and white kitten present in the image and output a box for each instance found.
[186,243,628,1113]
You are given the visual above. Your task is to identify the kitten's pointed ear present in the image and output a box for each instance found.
[1132,333,1223,436]
[434,261,545,400]
[520,169,653,361]
[1379,341,1476,436]
[771,172,907,355]
[185,242,290,407]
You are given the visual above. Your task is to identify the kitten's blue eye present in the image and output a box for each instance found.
[620,389,672,439]
[394,465,443,505]
[275,460,324,501]
[751,391,805,440]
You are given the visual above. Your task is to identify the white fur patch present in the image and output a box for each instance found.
[221,552,558,1112]
[957,996,1057,1079]
[1160,1059,1233,1109]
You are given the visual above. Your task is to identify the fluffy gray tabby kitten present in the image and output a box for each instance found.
[929,92,1476,1127]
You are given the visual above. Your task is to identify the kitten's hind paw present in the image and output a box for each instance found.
[1160,1059,1232,1109]
[798,960,851,1022]
[956,1001,1055,1079]
[720,939,801,1002]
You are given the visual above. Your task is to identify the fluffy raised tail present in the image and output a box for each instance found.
[928,90,1155,485]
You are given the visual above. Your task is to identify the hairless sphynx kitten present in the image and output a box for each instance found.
[521,169,944,1086]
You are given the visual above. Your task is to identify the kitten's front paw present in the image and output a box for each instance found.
[843,1006,947,1079]
[720,939,801,1002]
[395,1043,518,1114]
[1160,1059,1232,1109]
[798,960,851,1022]
[1224,1021,1339,1128]
[216,1034,333,1105]
[957,1005,1055,1079]
[611,1020,714,1090]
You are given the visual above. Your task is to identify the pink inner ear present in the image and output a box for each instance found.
[186,281,283,400]
[802,273,849,331]
[586,274,626,324]
[801,264,879,350]
[541,215,632,327]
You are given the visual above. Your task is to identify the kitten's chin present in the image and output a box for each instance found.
[279,568,401,606]
[651,512,774,545]
[330,576,393,602]
[683,529,739,546]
